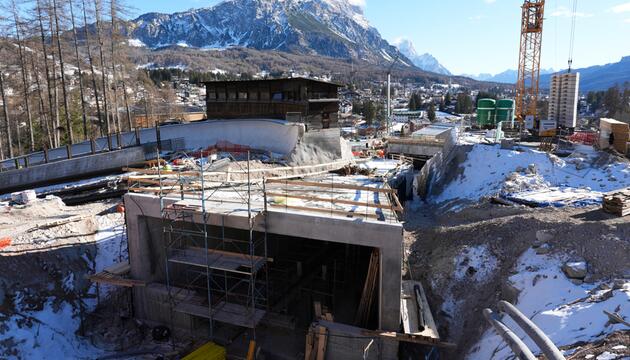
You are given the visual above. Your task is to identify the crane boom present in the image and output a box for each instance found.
[515,0,545,124]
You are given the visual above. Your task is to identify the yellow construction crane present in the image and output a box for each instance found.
[515,0,545,127]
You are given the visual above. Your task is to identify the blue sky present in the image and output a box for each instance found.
[128,0,630,75]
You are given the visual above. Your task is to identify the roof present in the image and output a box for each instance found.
[412,125,453,137]
[203,77,344,88]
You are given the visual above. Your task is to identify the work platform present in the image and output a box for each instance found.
[167,247,267,274]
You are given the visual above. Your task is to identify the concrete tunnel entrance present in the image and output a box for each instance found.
[123,190,403,358]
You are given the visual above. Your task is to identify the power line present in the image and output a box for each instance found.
[568,0,578,73]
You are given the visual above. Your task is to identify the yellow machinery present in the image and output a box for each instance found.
[182,342,226,360]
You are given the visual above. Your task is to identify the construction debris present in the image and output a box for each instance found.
[603,188,630,216]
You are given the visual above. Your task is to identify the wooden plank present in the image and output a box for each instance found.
[266,192,402,212]
[360,329,456,349]
[305,329,315,360]
[316,326,327,360]
[174,300,265,328]
[268,203,383,220]
[88,273,146,287]
[103,261,131,276]
[400,281,440,340]
[266,179,395,194]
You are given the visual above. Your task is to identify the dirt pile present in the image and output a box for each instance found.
[403,203,630,359]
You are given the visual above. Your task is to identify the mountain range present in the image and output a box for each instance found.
[392,38,451,75]
[540,57,630,92]
[463,69,555,84]
[126,0,412,66]
[462,57,630,91]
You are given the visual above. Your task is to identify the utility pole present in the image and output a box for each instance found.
[386,56,400,136]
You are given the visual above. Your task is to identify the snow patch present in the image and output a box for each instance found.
[467,249,630,359]
[435,144,630,206]
[128,38,146,47]
[453,245,497,283]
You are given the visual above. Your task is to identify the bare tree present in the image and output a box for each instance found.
[52,0,73,144]
[109,0,120,134]
[68,0,88,140]
[81,0,102,137]
[37,0,59,147]
[11,0,35,152]
[29,49,54,148]
[94,0,111,140]
[0,69,13,159]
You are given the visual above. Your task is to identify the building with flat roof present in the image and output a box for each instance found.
[204,77,341,130]
[548,72,580,128]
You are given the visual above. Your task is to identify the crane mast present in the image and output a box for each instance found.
[515,0,545,124]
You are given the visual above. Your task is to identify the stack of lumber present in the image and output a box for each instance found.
[354,249,379,327]
[603,188,630,217]
[599,118,630,155]
[304,325,328,360]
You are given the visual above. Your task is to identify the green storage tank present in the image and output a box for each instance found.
[477,99,496,126]
[495,99,515,125]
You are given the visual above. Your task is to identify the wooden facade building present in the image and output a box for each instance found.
[204,78,341,129]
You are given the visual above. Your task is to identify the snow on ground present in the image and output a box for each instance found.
[0,175,123,202]
[2,296,103,359]
[467,249,630,360]
[127,38,146,47]
[437,245,499,336]
[453,245,498,282]
[85,213,128,307]
[434,144,630,207]
[0,213,127,359]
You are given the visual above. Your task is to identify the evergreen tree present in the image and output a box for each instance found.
[428,104,436,122]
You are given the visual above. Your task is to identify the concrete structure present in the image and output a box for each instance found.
[124,191,403,327]
[548,72,580,128]
[122,171,404,357]
[0,147,147,194]
[387,124,456,159]
[205,78,341,130]
[0,120,303,172]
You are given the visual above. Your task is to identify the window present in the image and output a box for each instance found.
[272,92,284,101]
[238,91,248,100]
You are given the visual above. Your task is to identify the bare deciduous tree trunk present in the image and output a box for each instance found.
[81,0,102,137]
[95,0,111,141]
[0,72,13,159]
[52,0,74,144]
[29,51,54,149]
[12,1,35,152]
[109,0,121,134]
[68,0,89,140]
[36,0,58,148]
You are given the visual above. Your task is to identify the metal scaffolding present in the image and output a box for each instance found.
[157,151,268,339]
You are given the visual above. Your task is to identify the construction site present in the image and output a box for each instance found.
[0,0,629,359]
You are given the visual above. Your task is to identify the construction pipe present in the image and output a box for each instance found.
[498,301,566,360]
[483,309,537,360]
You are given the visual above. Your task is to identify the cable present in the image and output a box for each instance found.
[567,0,578,73]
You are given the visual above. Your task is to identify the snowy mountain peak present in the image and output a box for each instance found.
[393,38,451,75]
[126,0,401,64]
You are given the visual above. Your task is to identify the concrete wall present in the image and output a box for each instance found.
[317,320,398,360]
[0,147,147,194]
[123,193,403,333]
[1,119,304,171]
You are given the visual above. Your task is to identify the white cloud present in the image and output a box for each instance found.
[348,0,366,7]
[611,2,630,13]
[626,18,630,23]
[550,6,593,18]
[484,0,496,3]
